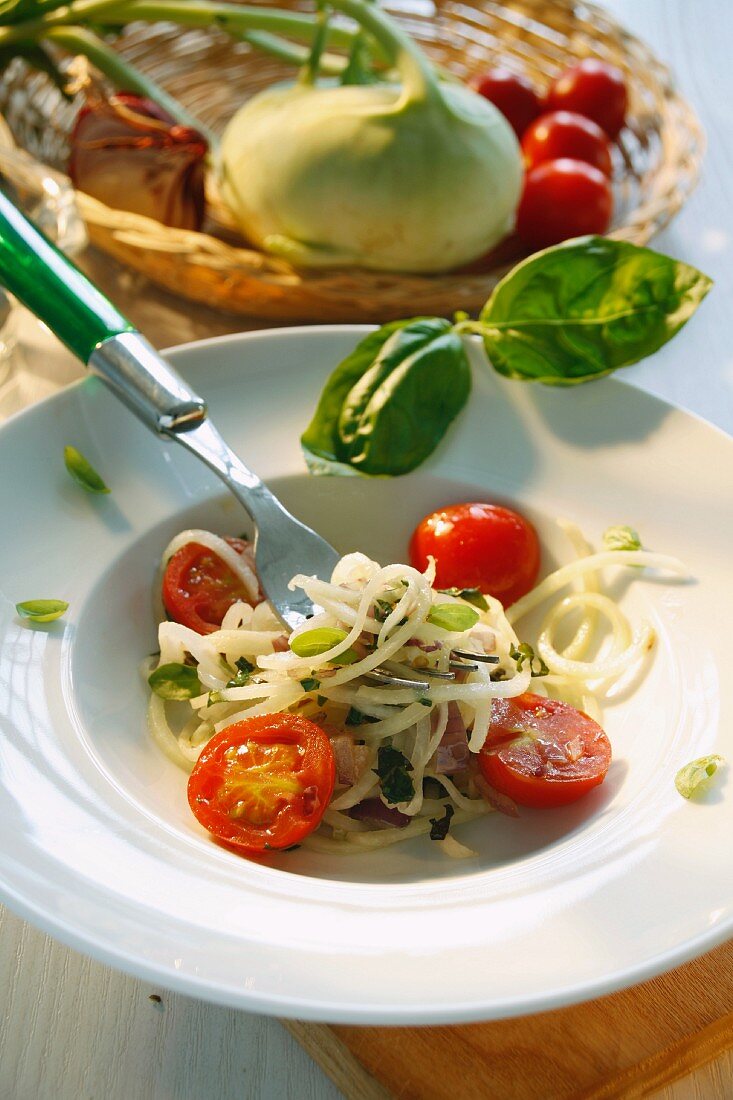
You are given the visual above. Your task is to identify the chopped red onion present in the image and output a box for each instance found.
[348,799,410,829]
[476,774,520,818]
[434,702,470,775]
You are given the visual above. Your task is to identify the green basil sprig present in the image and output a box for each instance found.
[427,603,479,632]
[675,755,725,800]
[480,236,712,384]
[437,587,488,611]
[302,317,471,476]
[16,598,68,622]
[374,743,415,805]
[64,445,110,494]
[289,626,359,664]
[302,238,711,477]
[148,662,202,700]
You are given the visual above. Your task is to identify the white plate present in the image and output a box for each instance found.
[0,326,731,1024]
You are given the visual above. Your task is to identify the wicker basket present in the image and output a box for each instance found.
[0,0,704,322]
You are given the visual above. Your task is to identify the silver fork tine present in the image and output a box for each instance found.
[451,648,500,665]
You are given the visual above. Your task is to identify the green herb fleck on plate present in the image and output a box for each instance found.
[675,755,725,800]
[64,445,110,494]
[16,598,68,623]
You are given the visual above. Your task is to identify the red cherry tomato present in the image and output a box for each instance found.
[516,158,613,249]
[471,68,542,138]
[545,60,628,139]
[188,714,336,852]
[521,111,612,176]
[409,502,540,608]
[479,693,612,808]
[162,536,259,635]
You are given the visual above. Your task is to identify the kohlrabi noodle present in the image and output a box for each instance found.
[146,524,687,856]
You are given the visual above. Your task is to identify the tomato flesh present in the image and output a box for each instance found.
[516,158,613,249]
[545,60,628,139]
[188,714,335,852]
[162,536,258,634]
[479,693,611,808]
[521,111,612,176]
[409,502,540,608]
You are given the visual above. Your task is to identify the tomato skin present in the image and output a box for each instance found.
[546,60,628,139]
[479,693,612,808]
[521,111,612,176]
[409,502,540,608]
[188,714,335,852]
[471,68,542,138]
[516,159,613,249]
[162,536,258,635]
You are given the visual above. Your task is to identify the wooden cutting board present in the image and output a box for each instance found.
[285,939,733,1099]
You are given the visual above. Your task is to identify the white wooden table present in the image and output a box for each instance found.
[1,2,732,1096]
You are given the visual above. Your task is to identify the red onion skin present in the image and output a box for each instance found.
[68,92,207,230]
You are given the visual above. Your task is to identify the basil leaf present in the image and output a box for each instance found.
[374,744,415,805]
[148,662,201,700]
[226,656,254,688]
[290,627,359,664]
[510,642,549,677]
[15,598,68,623]
[437,587,488,611]
[346,706,379,727]
[64,445,110,494]
[429,803,454,841]
[302,318,471,476]
[675,755,725,799]
[480,236,712,385]
[427,603,480,632]
[603,525,642,552]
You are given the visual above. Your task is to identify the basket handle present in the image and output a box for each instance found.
[0,190,206,432]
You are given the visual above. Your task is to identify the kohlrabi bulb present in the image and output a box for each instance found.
[219,0,522,273]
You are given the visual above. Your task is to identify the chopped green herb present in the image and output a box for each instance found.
[510,642,549,677]
[207,691,222,707]
[226,656,254,688]
[290,626,359,664]
[374,744,415,804]
[148,662,201,700]
[299,677,321,692]
[346,706,379,727]
[373,598,396,623]
[63,445,110,494]
[427,603,480,632]
[15,598,68,623]
[675,755,725,799]
[429,803,455,841]
[317,694,327,707]
[437,587,488,611]
[417,696,432,707]
[603,525,642,552]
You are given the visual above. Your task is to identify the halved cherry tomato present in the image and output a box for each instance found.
[479,693,612,808]
[516,158,613,249]
[471,68,542,138]
[521,111,612,176]
[545,60,628,139]
[409,502,540,608]
[162,536,259,635]
[188,714,336,852]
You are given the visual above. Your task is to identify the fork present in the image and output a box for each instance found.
[0,193,497,686]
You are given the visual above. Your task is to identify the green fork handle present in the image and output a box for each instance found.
[0,189,206,432]
[0,187,134,362]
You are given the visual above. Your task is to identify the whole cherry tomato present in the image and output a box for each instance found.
[516,158,613,249]
[471,68,542,138]
[479,693,612,808]
[545,60,628,139]
[162,536,259,635]
[521,110,612,176]
[188,714,336,852]
[409,501,540,608]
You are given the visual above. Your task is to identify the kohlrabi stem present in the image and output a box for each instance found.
[240,31,346,76]
[324,0,441,106]
[44,26,218,146]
